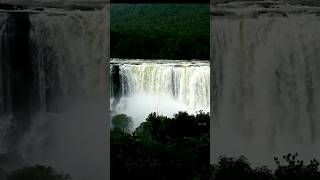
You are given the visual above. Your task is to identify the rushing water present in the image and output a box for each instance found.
[110,59,210,129]
[212,1,320,166]
[0,8,108,180]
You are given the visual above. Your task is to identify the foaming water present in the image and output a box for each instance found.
[113,92,190,130]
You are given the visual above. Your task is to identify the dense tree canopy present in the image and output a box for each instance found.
[111,111,210,180]
[111,4,210,60]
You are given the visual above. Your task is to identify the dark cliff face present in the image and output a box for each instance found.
[0,11,65,160]
[1,12,37,153]
[111,65,121,98]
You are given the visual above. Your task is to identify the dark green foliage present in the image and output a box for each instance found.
[7,165,71,180]
[111,4,209,59]
[111,114,133,132]
[111,111,210,180]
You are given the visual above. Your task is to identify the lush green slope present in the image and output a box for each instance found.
[111,4,209,59]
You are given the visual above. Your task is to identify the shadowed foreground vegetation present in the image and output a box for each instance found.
[212,153,320,180]
[4,152,320,180]
[111,111,320,180]
[111,111,210,180]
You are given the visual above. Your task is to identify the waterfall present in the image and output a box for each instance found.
[212,2,320,166]
[111,59,210,129]
[0,8,107,180]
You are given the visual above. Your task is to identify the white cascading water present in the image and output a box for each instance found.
[111,59,210,129]
[0,7,108,180]
[212,2,320,166]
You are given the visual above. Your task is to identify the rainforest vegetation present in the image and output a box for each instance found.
[111,4,210,59]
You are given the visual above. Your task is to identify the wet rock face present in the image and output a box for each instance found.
[1,12,38,153]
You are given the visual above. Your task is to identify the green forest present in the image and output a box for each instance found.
[111,4,210,59]
[111,111,210,179]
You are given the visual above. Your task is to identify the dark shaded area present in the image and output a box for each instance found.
[111,111,210,180]
[1,13,37,153]
[110,65,121,98]
[0,152,24,170]
[111,4,209,59]
[0,12,62,169]
[0,3,24,10]
[4,165,71,180]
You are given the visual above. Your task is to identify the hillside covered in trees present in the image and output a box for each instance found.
[111,4,210,59]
